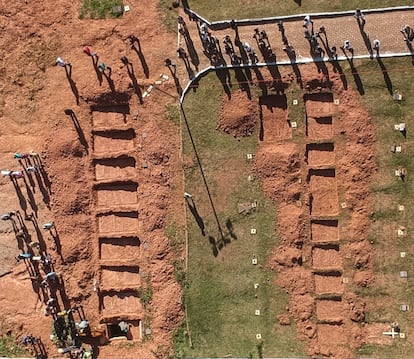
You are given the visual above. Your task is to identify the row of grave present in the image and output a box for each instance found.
[91,107,143,340]
[304,96,347,342]
[250,93,344,342]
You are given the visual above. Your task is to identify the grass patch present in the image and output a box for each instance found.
[174,73,304,358]
[340,56,414,357]
[158,0,180,32]
[80,0,124,19]
[0,335,27,357]
[187,0,413,22]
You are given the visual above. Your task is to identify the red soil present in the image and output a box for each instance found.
[0,1,184,358]
[218,89,258,137]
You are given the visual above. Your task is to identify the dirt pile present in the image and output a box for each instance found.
[217,89,258,137]
[0,1,184,358]
[252,65,378,358]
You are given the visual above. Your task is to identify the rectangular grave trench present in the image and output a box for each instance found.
[91,104,130,128]
[100,290,142,316]
[107,320,141,341]
[316,298,344,323]
[304,92,334,102]
[93,129,136,154]
[94,157,136,181]
[97,211,138,234]
[312,245,342,271]
[306,116,333,139]
[94,182,138,207]
[258,94,291,141]
[311,219,339,243]
[100,266,141,289]
[308,169,339,217]
[314,272,344,295]
[317,323,346,345]
[306,143,335,166]
[304,92,334,118]
[90,103,131,127]
[99,237,140,260]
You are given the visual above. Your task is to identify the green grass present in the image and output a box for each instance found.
[338,57,414,357]
[187,0,414,22]
[173,73,304,358]
[80,0,124,19]
[166,44,414,357]
[158,0,181,32]
[0,336,27,357]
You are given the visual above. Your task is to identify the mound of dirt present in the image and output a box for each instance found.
[217,90,258,137]
[254,143,303,203]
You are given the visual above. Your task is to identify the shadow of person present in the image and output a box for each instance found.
[182,24,200,71]
[165,60,183,96]
[51,227,64,262]
[32,155,51,194]
[376,54,393,95]
[186,197,205,236]
[65,109,89,153]
[404,40,414,65]
[12,179,28,215]
[359,28,373,58]
[341,48,364,95]
[225,218,237,240]
[234,67,252,99]
[132,40,150,79]
[208,236,219,257]
[64,65,80,105]
[253,67,268,96]
[27,214,47,253]
[125,62,144,104]
[24,182,38,218]
[215,67,231,99]
[102,69,116,93]
[234,39,249,65]
[91,55,103,85]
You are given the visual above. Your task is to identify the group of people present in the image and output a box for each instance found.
[1,151,40,181]
[178,7,414,73]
